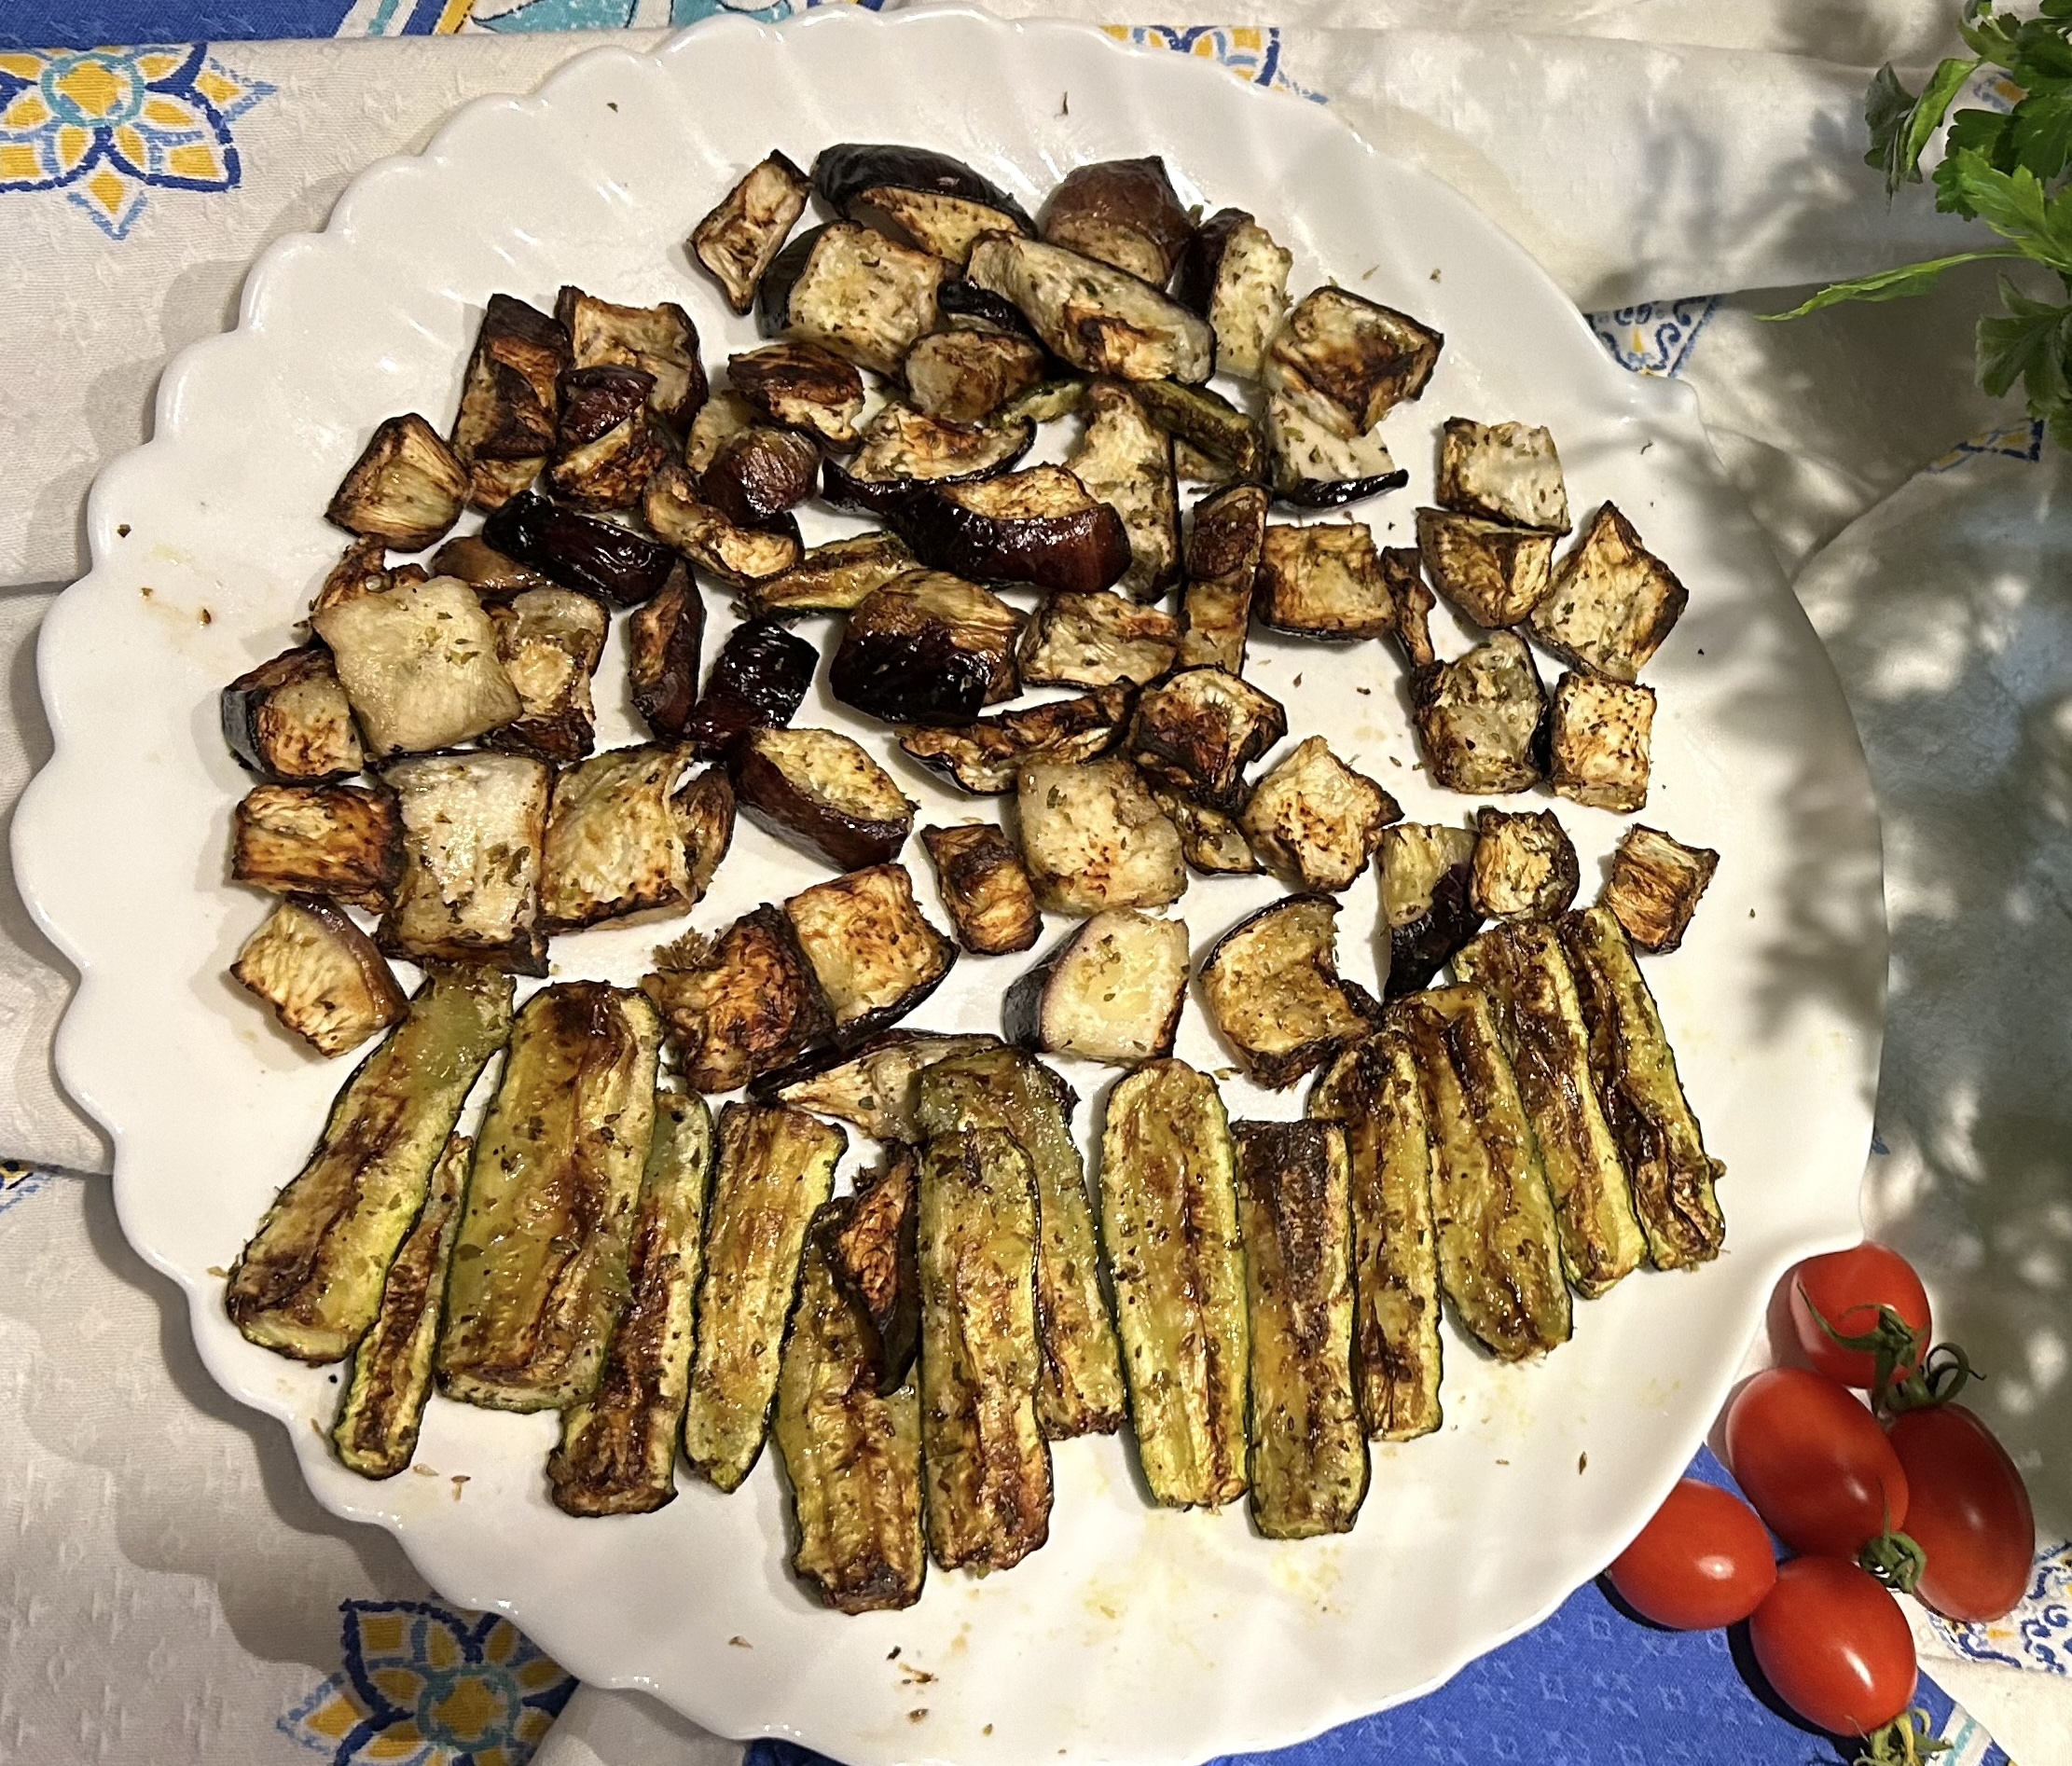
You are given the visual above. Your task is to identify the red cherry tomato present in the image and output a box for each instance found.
[1789,1245,1931,1389]
[1607,1479,1777,1628]
[1749,1557,1916,1736]
[1725,1368,1908,1555]
[1887,1404,2037,1621]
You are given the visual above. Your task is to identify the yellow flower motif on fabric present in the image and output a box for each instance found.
[281,1601,574,1766]
[0,45,272,241]
[0,1159,48,1217]
[1097,24,1309,95]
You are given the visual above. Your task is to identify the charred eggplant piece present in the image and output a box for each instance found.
[685,390,758,476]
[1018,589,1179,689]
[1150,782,1261,876]
[1257,520,1393,641]
[557,286,705,428]
[887,466,1131,598]
[449,295,566,510]
[380,752,551,974]
[748,531,916,621]
[813,144,1036,240]
[1601,824,1719,954]
[938,275,1042,338]
[1264,393,1408,508]
[821,1151,921,1393]
[548,1092,713,1515]
[326,414,466,552]
[542,745,733,931]
[905,330,1046,424]
[1178,482,1267,674]
[1527,503,1688,683]
[1411,631,1546,795]
[1471,807,1580,923]
[966,233,1214,384]
[665,614,811,757]
[548,365,668,512]
[310,534,406,617]
[786,862,958,1044]
[1200,895,1375,1089]
[845,185,1030,267]
[1381,545,1438,669]
[1099,1060,1249,1507]
[1174,438,1236,488]
[488,587,608,763]
[1416,507,1556,631]
[644,463,804,588]
[430,534,559,597]
[311,574,520,758]
[480,490,677,606]
[1241,736,1401,892]
[1133,379,1265,485]
[698,424,821,528]
[692,152,811,315]
[752,1029,1001,1141]
[1438,418,1569,533]
[822,405,1037,517]
[1127,666,1287,813]
[232,896,407,1058]
[643,906,833,1094]
[898,686,1129,795]
[226,968,515,1363]
[1379,821,1483,999]
[1547,670,1655,814]
[830,571,1022,726]
[222,647,364,783]
[1070,381,1180,600]
[920,822,1040,955]
[1015,757,1186,915]
[735,726,917,870]
[1174,208,1292,380]
[626,561,703,739]
[725,340,864,449]
[1266,288,1443,435]
[231,782,403,911]
[757,222,946,377]
[682,1102,845,1490]
[1041,156,1194,286]
[1003,908,1187,1065]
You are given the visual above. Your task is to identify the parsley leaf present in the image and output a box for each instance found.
[1867,58,1981,193]
[1976,278,2072,405]
[1767,252,2020,322]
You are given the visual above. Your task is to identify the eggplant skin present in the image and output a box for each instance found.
[734,726,918,872]
[449,295,567,491]
[692,152,811,315]
[223,646,365,783]
[698,424,822,528]
[680,616,818,758]
[1041,158,1195,287]
[884,465,1132,597]
[814,145,1037,233]
[548,364,668,512]
[1149,782,1262,876]
[822,406,1037,516]
[627,561,705,739]
[830,571,1023,727]
[784,862,960,1047]
[232,896,408,1059]
[231,781,405,913]
[642,906,835,1094]
[920,821,1040,955]
[1381,546,1438,670]
[725,340,865,448]
[643,465,805,589]
[480,490,677,607]
[819,1154,921,1395]
[898,686,1130,796]
[431,534,560,597]
[1199,895,1377,1090]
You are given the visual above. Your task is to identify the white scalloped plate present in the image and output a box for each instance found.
[11,10,1885,1764]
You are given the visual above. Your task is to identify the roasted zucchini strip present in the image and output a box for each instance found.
[1394,986,1571,1360]
[917,1129,1052,1569]
[682,1103,846,1491]
[1558,907,1726,1269]
[436,985,663,1411]
[1098,1060,1249,1507]
[1454,923,1647,1298]
[1234,1122,1367,1538]
[226,967,515,1362]
[917,1049,1127,1439]
[776,1220,927,1612]
[331,1132,470,1477]
[547,1091,714,1516]
[1310,1032,1443,1442]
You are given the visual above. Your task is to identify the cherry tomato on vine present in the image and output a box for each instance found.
[1749,1557,1916,1737]
[1887,1404,2036,1622]
[1607,1479,1776,1628]
[1789,1245,1931,1389]
[1725,1369,1908,1556]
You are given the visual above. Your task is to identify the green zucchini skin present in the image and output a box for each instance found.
[917,1128,1052,1571]
[548,1091,715,1516]
[1098,1059,1250,1509]
[915,1048,1126,1438]
[227,967,515,1363]
[1233,1121,1368,1538]
[1396,986,1572,1360]
[682,1102,846,1492]
[775,1213,927,1612]
[1558,906,1726,1269]
[1455,922,1648,1297]
[1309,1031,1443,1442]
[436,983,664,1412]
[331,1132,470,1478]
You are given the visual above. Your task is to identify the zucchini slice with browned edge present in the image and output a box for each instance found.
[1309,1031,1443,1442]
[226,967,515,1363]
[331,1132,470,1477]
[777,1211,928,1613]
[436,984,663,1411]
[1394,986,1571,1360]
[1233,1120,1367,1538]
[917,1128,1052,1570]
[548,1091,714,1516]
[917,1048,1126,1439]
[1098,1060,1249,1507]
[682,1102,846,1491]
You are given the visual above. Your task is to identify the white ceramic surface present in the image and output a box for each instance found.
[11,10,1886,1765]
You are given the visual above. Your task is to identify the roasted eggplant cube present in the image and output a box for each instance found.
[311,574,520,758]
[231,781,403,911]
[898,685,1131,795]
[1241,736,1401,892]
[965,232,1214,384]
[1041,156,1194,286]
[813,144,1036,247]
[753,1028,1003,1142]
[480,488,676,606]
[1438,418,1569,533]
[1174,208,1292,381]
[1257,521,1393,641]
[725,340,864,448]
[1601,824,1719,953]
[846,185,1031,267]
[644,463,803,589]
[1411,631,1546,794]
[488,587,608,763]
[430,533,559,597]
[380,752,551,973]
[643,906,834,1093]
[1528,503,1689,683]
[758,222,946,377]
[820,1152,921,1393]
[1070,381,1180,600]
[542,744,730,931]
[735,726,917,871]
[1199,894,1375,1089]
[822,404,1036,515]
[1004,908,1187,1065]
[685,389,758,477]
[785,862,958,1044]
[326,413,467,552]
[1416,507,1557,631]
[1547,671,1655,814]
[830,571,1022,726]
[627,561,703,739]
[905,330,1046,425]
[749,531,916,621]
[1471,807,1581,922]
[692,152,811,315]
[1015,758,1186,915]
[698,424,821,529]
[1264,393,1407,509]
[232,896,407,1057]
[1178,482,1267,674]
[1266,288,1443,436]
[680,616,817,756]
[1150,783,1262,876]
[311,534,407,616]
[1380,545,1437,669]
[548,364,667,511]
[920,822,1040,955]
[1127,667,1288,813]
[888,465,1131,597]
[556,286,706,429]
[1379,821,1482,999]
[1132,379,1265,485]
[449,294,566,508]
[222,646,364,782]
[1017,589,1179,689]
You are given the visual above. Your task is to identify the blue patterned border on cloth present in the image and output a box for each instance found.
[1586,297,1720,378]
